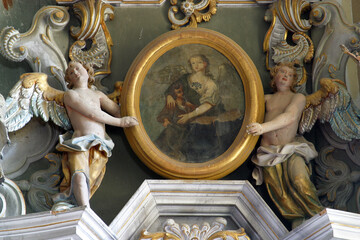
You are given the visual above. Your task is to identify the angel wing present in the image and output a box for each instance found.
[4,72,72,133]
[0,93,9,162]
[299,78,360,141]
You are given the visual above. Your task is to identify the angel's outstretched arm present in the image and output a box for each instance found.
[64,90,137,127]
[247,94,306,136]
[99,91,121,118]
[341,44,360,63]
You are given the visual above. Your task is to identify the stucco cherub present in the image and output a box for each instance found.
[4,61,138,209]
[247,61,342,228]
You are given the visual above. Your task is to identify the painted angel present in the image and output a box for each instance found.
[4,61,138,209]
[245,61,348,228]
[152,54,244,162]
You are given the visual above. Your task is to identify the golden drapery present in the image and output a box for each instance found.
[59,145,108,198]
[252,136,323,225]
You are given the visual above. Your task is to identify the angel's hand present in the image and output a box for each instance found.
[166,95,176,109]
[246,123,263,136]
[119,116,138,127]
[177,114,191,124]
[340,44,349,54]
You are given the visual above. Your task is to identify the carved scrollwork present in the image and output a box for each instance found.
[272,31,313,93]
[168,0,217,29]
[0,27,27,62]
[0,6,70,76]
[315,146,352,210]
[69,0,114,90]
[15,153,62,212]
[263,0,313,93]
[315,145,360,212]
[309,1,360,90]
[140,218,250,240]
[274,0,311,33]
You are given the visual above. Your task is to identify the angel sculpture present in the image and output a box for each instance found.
[245,61,348,229]
[4,61,138,209]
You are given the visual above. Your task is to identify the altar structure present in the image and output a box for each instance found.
[0,0,360,239]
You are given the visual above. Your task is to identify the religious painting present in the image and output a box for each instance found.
[121,28,264,179]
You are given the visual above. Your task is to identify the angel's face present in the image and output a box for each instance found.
[67,62,89,87]
[274,66,295,91]
[190,56,207,73]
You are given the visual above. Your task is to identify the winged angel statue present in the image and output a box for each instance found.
[246,60,349,228]
[2,61,138,209]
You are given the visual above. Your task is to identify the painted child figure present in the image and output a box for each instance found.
[158,83,196,127]
[247,62,323,229]
[53,61,138,209]
[155,83,196,160]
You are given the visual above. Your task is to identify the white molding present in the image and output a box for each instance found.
[110,180,288,240]
[283,208,360,240]
[0,206,117,240]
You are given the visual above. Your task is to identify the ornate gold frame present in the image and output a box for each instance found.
[121,28,264,179]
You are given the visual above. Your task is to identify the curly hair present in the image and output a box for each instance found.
[269,62,298,92]
[65,61,95,89]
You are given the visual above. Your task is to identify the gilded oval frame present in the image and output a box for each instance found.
[121,28,264,179]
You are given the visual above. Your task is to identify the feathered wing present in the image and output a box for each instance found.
[0,94,9,161]
[4,72,72,133]
[299,78,360,141]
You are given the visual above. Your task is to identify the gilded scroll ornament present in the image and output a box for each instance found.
[263,0,312,93]
[69,0,114,89]
[140,218,250,240]
[168,0,217,29]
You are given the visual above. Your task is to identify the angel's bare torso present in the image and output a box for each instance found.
[65,88,107,139]
[246,65,306,146]
[261,92,303,146]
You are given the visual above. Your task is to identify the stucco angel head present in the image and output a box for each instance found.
[269,61,299,93]
[65,61,95,89]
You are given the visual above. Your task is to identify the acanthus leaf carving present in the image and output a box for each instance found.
[15,153,62,212]
[69,0,114,91]
[263,0,313,94]
[140,218,250,240]
[315,145,360,212]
